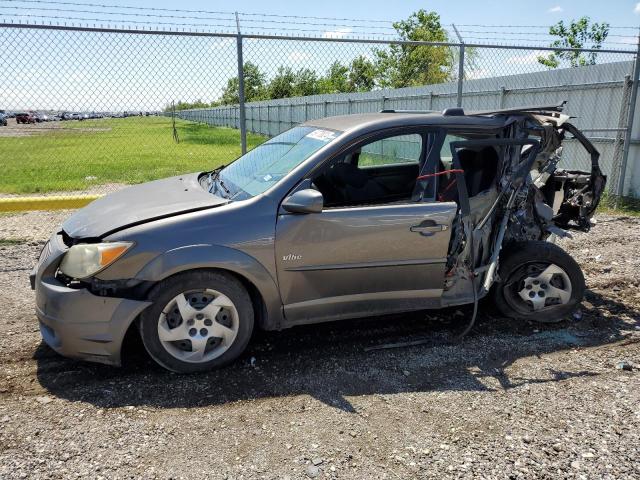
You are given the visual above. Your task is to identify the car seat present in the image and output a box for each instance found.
[326,162,387,205]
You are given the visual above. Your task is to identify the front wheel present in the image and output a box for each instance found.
[139,270,254,373]
[493,241,585,323]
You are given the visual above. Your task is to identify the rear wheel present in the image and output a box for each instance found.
[493,241,585,323]
[139,270,254,373]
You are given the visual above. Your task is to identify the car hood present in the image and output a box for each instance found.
[63,173,228,238]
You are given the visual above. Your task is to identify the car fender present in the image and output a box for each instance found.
[133,244,284,330]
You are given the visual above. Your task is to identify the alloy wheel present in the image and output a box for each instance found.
[157,288,239,363]
[505,262,573,314]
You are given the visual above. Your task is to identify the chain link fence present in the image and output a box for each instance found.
[0,23,638,210]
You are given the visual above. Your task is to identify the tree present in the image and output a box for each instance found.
[349,55,376,92]
[267,66,297,99]
[538,17,610,68]
[219,62,267,105]
[265,67,321,99]
[163,99,213,112]
[318,61,352,93]
[374,9,454,88]
[293,68,321,96]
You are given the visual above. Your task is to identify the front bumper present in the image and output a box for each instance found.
[32,233,151,366]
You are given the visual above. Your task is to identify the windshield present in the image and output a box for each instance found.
[215,126,340,200]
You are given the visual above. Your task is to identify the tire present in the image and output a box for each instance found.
[139,270,254,373]
[493,241,585,323]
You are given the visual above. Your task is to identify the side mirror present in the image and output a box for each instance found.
[281,189,324,214]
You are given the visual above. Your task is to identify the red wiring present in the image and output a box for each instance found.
[438,178,458,202]
[416,169,464,181]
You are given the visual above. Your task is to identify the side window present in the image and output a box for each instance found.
[439,134,466,170]
[312,133,424,208]
[357,134,422,167]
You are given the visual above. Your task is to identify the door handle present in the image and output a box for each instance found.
[410,220,448,235]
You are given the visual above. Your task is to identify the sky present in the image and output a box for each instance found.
[188,0,637,27]
[40,0,635,37]
[0,0,638,111]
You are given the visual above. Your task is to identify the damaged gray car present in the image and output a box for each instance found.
[31,104,605,373]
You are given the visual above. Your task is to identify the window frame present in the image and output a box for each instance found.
[353,132,424,169]
[418,127,506,203]
[299,126,438,210]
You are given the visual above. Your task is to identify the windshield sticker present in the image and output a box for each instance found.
[306,129,337,142]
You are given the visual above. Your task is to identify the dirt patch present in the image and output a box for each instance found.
[0,212,638,479]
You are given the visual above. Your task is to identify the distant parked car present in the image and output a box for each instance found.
[0,113,7,126]
[16,112,36,124]
[35,113,50,122]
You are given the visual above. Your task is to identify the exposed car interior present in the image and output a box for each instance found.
[436,145,500,202]
[311,131,501,209]
[312,133,423,207]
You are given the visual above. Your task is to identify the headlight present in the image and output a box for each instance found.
[59,241,133,279]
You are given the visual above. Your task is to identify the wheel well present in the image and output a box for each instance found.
[231,270,268,331]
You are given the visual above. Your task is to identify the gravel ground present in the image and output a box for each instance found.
[0,211,638,479]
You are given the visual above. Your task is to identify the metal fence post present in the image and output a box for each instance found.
[235,12,247,154]
[259,105,263,134]
[289,102,294,127]
[267,104,271,135]
[617,34,640,200]
[610,75,631,197]
[457,45,465,107]
[452,24,464,108]
[499,86,506,108]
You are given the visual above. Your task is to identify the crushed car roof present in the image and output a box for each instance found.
[304,111,506,132]
[304,104,567,133]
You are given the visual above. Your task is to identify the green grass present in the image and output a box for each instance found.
[598,203,640,217]
[0,117,265,194]
[597,192,640,217]
[0,238,28,246]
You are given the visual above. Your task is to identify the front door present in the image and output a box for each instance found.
[274,130,457,325]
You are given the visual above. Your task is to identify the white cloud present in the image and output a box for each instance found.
[210,39,233,51]
[548,5,563,12]
[287,50,310,63]
[635,2,640,14]
[506,51,545,65]
[465,69,491,80]
[322,27,352,39]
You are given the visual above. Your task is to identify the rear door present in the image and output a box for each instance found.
[274,129,457,325]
